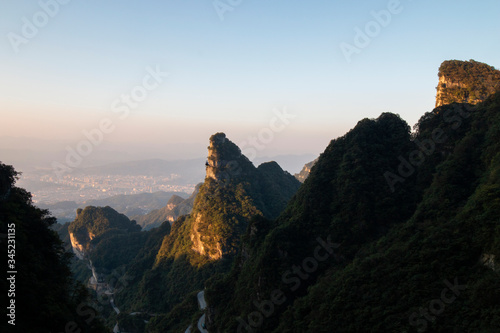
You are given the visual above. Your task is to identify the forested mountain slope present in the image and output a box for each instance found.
[207,67,500,332]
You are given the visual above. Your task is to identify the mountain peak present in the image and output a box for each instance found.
[68,206,140,258]
[435,59,500,107]
[209,132,227,145]
[153,133,301,262]
[206,132,252,181]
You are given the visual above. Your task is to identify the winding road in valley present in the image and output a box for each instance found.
[198,314,208,333]
[87,261,122,330]
[197,291,207,310]
[90,259,207,332]
[197,291,208,333]
[186,291,208,333]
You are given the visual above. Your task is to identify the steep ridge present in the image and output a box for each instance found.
[106,133,301,332]
[206,112,418,332]
[156,132,301,262]
[206,61,500,332]
[274,91,500,333]
[65,205,172,330]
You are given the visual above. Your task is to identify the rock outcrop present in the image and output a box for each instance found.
[205,132,252,182]
[68,206,141,259]
[70,232,90,259]
[190,212,223,260]
[294,158,318,182]
[155,132,301,262]
[435,59,500,107]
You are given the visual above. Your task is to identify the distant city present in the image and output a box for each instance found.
[18,173,197,204]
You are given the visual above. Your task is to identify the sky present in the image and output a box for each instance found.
[1,0,499,164]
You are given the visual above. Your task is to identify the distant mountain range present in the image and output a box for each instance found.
[16,154,314,211]
[34,152,315,223]
[0,139,207,172]
[132,184,200,230]
[38,191,188,223]
[69,154,315,178]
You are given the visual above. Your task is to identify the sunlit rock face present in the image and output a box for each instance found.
[68,206,140,260]
[70,232,85,260]
[69,230,95,260]
[435,60,500,107]
[181,132,300,261]
[190,213,223,260]
[294,158,318,183]
[205,132,250,182]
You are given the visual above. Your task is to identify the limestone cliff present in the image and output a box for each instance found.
[191,133,260,259]
[155,132,301,263]
[68,206,141,259]
[69,231,92,259]
[294,158,318,183]
[435,59,500,107]
[205,132,252,182]
[187,133,301,260]
[190,212,223,260]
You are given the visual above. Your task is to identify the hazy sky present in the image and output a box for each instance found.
[1,0,499,161]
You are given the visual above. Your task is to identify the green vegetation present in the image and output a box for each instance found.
[146,291,201,333]
[207,112,419,331]
[114,215,226,315]
[58,133,300,332]
[68,205,141,248]
[116,134,300,331]
[207,90,500,332]
[0,163,109,333]
[437,59,500,106]
[152,134,300,267]
[438,59,499,80]
[15,60,499,333]
[275,93,500,332]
